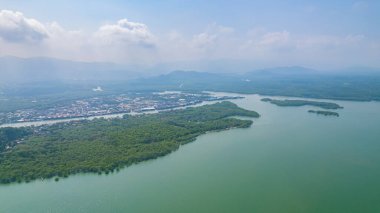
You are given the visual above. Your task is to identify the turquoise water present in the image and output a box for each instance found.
[1,93,379,213]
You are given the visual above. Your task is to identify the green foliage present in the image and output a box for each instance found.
[261,98,343,109]
[308,110,339,117]
[0,127,31,152]
[0,102,258,184]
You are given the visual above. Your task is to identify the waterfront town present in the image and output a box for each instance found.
[0,92,242,125]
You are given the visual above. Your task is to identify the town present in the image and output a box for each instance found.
[0,92,242,125]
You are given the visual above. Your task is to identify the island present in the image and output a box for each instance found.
[261,98,343,109]
[308,110,339,117]
[0,101,259,184]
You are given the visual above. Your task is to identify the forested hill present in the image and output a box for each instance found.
[0,101,259,184]
[126,68,380,101]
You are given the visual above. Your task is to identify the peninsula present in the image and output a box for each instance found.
[0,102,259,184]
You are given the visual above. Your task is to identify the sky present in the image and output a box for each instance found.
[0,0,379,71]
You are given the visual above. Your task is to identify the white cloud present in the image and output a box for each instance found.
[296,34,365,49]
[0,13,158,64]
[192,33,217,48]
[259,31,290,45]
[0,10,48,42]
[95,19,155,47]
[216,25,235,34]
[192,24,234,48]
[241,30,292,54]
[0,10,379,69]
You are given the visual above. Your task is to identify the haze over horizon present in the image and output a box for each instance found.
[1,2,380,213]
[0,0,379,72]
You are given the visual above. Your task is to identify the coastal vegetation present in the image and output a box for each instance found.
[0,127,31,152]
[308,110,339,117]
[0,102,259,184]
[261,98,343,109]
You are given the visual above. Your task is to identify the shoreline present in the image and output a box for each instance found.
[1,91,370,128]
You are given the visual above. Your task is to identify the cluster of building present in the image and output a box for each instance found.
[0,92,241,125]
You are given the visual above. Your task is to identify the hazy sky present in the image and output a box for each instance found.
[0,0,379,70]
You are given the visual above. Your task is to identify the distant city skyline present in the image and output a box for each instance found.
[0,0,379,70]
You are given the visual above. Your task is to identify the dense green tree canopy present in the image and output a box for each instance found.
[0,102,259,184]
[261,98,343,109]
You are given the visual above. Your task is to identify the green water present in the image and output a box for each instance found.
[1,93,380,213]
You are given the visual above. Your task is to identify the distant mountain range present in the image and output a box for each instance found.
[1,56,379,84]
[126,67,380,101]
[1,56,380,101]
